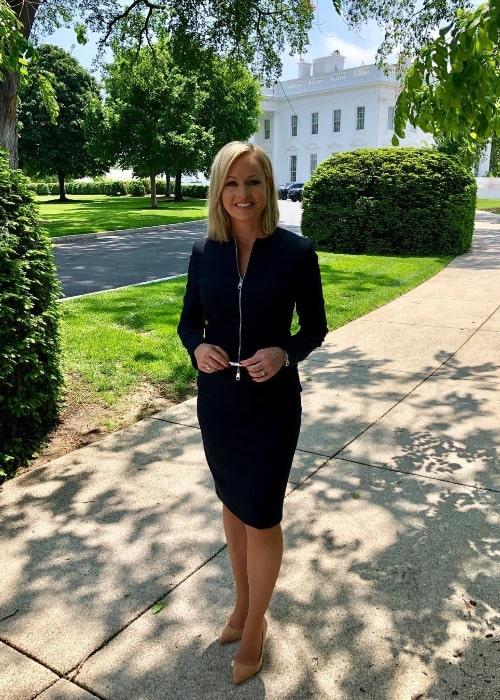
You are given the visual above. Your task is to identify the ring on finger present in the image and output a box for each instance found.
[206,364,211,371]
[260,370,266,377]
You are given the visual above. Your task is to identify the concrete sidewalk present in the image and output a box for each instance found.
[1,212,499,700]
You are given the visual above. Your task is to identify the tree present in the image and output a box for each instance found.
[100,42,213,208]
[1,0,315,165]
[339,0,472,70]
[489,133,500,175]
[393,0,500,148]
[2,0,483,167]
[98,40,261,207]
[198,53,262,168]
[0,0,34,166]
[18,44,109,199]
[433,134,488,173]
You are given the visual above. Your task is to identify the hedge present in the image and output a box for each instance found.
[0,151,64,480]
[301,148,477,255]
[29,179,209,199]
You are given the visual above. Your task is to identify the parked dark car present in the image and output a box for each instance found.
[278,182,294,200]
[287,183,304,202]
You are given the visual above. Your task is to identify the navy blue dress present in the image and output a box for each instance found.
[178,227,327,528]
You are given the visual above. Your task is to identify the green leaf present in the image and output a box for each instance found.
[151,602,165,614]
[75,24,88,46]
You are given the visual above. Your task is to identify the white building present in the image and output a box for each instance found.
[253,51,439,185]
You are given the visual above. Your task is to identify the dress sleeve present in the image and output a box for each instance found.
[284,242,328,365]
[177,242,205,367]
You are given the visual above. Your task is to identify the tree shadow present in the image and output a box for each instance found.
[0,420,224,680]
[1,320,498,698]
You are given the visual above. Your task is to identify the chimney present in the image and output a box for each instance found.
[298,58,312,79]
[312,50,346,76]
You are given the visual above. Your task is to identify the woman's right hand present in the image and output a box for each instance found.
[194,343,230,373]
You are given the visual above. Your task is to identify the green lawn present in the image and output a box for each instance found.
[37,194,500,238]
[60,252,451,407]
[476,198,500,214]
[36,195,208,237]
[50,193,462,417]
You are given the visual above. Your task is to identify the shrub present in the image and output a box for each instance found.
[76,181,94,195]
[104,180,128,196]
[35,182,51,195]
[155,179,166,195]
[181,184,209,199]
[128,179,146,197]
[94,179,105,195]
[0,151,64,480]
[302,148,477,256]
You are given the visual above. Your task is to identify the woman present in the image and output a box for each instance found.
[177,141,327,684]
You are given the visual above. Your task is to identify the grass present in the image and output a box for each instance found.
[36,194,500,239]
[61,278,194,407]
[36,195,208,237]
[476,198,500,214]
[39,192,473,450]
[60,252,451,410]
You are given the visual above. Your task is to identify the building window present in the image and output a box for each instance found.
[311,112,319,135]
[310,153,318,176]
[356,106,365,130]
[290,155,297,182]
[264,118,271,140]
[387,106,395,130]
[332,109,341,133]
[291,114,298,137]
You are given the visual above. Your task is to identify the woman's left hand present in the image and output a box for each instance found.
[240,347,287,382]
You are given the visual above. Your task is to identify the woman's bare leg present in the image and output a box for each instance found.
[222,505,249,629]
[235,522,283,662]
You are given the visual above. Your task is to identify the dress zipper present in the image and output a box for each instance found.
[236,275,243,381]
[235,241,250,382]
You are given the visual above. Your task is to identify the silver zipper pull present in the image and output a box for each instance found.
[236,367,241,381]
[238,279,243,290]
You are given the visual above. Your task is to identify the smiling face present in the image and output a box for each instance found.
[221,154,271,233]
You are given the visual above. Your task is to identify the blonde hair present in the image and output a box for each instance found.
[207,141,279,242]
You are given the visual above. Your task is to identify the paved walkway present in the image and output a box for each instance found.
[1,212,499,700]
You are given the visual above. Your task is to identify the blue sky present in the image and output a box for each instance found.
[40,0,387,80]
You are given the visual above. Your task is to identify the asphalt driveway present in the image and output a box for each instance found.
[53,201,302,298]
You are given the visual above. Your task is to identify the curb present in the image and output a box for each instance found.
[51,218,209,244]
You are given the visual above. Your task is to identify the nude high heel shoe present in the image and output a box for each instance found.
[232,617,267,685]
[219,621,244,644]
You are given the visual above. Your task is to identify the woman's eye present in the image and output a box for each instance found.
[225,181,237,187]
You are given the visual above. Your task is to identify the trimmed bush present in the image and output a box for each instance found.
[128,179,146,197]
[103,180,128,196]
[155,180,166,195]
[302,148,477,255]
[181,184,209,199]
[35,182,51,195]
[0,151,64,480]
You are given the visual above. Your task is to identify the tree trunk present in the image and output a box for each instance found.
[174,169,183,202]
[150,172,158,209]
[0,71,20,168]
[58,171,67,201]
[165,172,170,198]
[1,0,41,167]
